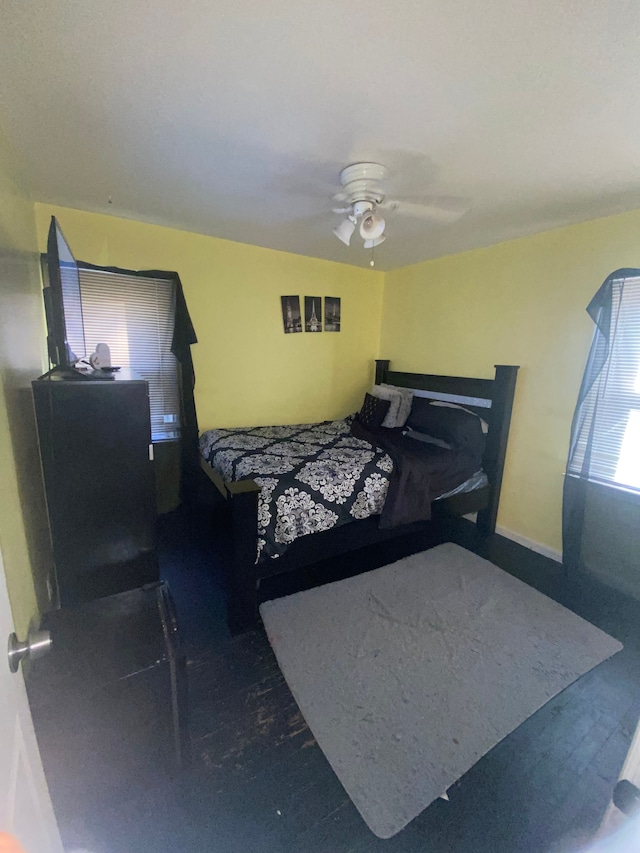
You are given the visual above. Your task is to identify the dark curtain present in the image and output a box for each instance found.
[562,268,637,574]
[79,262,199,505]
[170,274,199,505]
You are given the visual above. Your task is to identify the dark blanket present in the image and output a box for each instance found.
[351,419,483,528]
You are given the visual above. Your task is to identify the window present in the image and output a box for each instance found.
[569,274,640,490]
[77,267,181,442]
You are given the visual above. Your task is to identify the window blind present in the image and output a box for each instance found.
[78,268,181,442]
[569,275,640,490]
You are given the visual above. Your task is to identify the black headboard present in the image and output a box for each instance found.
[375,359,519,535]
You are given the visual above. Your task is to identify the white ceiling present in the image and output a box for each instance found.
[2,0,640,271]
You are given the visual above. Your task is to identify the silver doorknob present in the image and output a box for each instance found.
[7,629,52,673]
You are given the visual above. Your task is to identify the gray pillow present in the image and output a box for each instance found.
[371,384,413,428]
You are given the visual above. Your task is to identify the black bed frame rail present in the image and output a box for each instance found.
[201,359,519,628]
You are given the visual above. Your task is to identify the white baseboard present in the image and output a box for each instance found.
[495,525,563,563]
[462,515,563,563]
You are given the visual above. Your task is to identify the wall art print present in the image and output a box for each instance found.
[281,295,302,333]
[324,296,341,331]
[305,296,322,332]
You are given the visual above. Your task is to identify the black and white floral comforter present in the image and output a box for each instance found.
[199,418,394,562]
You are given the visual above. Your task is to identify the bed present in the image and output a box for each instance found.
[199,359,519,627]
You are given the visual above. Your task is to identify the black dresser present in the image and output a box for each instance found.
[32,369,158,606]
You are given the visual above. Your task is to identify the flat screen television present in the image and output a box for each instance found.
[43,216,86,369]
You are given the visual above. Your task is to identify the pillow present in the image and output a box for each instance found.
[357,393,391,430]
[403,428,452,449]
[370,385,401,427]
[371,384,413,428]
[429,400,489,434]
[406,397,486,456]
[379,383,413,426]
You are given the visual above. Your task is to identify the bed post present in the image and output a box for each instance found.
[375,359,390,385]
[477,364,519,536]
[227,480,262,628]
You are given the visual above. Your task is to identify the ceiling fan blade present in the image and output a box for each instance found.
[332,207,352,215]
[380,197,469,224]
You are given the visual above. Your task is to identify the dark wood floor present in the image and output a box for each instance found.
[35,506,640,853]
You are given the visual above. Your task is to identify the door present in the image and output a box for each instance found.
[597,717,640,840]
[0,546,63,853]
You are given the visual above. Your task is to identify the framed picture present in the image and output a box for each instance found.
[281,295,302,333]
[305,296,322,332]
[324,296,341,332]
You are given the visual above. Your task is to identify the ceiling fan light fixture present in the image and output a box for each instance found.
[333,217,356,246]
[359,212,385,241]
[352,200,375,218]
[327,160,467,265]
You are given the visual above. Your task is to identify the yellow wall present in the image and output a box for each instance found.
[34,205,384,430]
[382,209,640,553]
[0,135,51,635]
[30,202,640,558]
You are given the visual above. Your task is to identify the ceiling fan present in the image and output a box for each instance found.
[331,162,468,259]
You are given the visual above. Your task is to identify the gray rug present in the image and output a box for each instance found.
[260,543,622,838]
